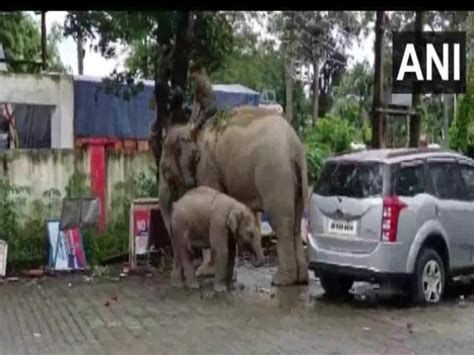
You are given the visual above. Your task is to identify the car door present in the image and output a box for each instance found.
[458,162,474,264]
[427,159,472,269]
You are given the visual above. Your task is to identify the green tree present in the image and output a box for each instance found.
[64,11,234,170]
[0,11,70,73]
[450,59,474,155]
[331,60,373,128]
[211,23,311,134]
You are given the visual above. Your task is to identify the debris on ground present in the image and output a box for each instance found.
[458,295,467,308]
[259,287,276,298]
[83,276,93,283]
[6,277,19,282]
[22,269,44,278]
[93,266,110,278]
[363,327,371,332]
[33,333,41,338]
[407,323,414,334]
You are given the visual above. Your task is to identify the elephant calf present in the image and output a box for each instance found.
[170,186,264,292]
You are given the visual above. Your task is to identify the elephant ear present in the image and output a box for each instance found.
[226,209,241,235]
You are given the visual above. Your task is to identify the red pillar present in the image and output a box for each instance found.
[89,140,107,233]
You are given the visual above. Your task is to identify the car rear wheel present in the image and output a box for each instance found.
[319,273,353,298]
[412,248,445,304]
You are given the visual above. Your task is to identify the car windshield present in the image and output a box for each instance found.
[315,161,384,198]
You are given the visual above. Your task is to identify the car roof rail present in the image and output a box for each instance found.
[386,147,444,159]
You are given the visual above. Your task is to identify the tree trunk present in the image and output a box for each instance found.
[409,11,423,148]
[371,11,385,149]
[77,33,84,75]
[41,12,47,71]
[171,11,191,90]
[142,37,148,79]
[285,49,293,122]
[285,13,294,123]
[311,56,320,122]
[150,49,170,173]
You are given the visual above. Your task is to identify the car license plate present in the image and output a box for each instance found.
[327,219,357,237]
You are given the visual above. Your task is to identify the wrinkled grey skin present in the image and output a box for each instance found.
[170,186,264,291]
[159,107,308,286]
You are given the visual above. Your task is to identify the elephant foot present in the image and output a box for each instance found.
[297,269,309,285]
[195,262,215,278]
[271,268,298,287]
[171,269,184,288]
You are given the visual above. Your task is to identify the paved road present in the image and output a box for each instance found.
[1,265,474,355]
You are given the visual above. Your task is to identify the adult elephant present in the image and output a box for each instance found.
[158,106,308,286]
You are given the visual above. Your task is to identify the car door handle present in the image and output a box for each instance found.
[435,205,441,218]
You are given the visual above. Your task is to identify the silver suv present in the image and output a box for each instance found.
[308,148,474,304]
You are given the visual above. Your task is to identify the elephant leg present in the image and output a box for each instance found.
[271,214,298,286]
[256,164,299,286]
[213,246,229,292]
[293,197,309,285]
[195,248,215,277]
[225,239,236,288]
[209,218,229,292]
[181,234,199,289]
[170,237,184,288]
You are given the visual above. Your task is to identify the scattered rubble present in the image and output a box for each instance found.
[458,295,468,308]
[22,269,44,278]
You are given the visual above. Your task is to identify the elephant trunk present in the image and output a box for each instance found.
[251,234,265,267]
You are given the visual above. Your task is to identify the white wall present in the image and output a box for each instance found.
[0,148,156,224]
[0,72,74,148]
[106,150,155,220]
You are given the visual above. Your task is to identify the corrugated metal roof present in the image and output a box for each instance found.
[212,84,260,95]
[73,76,259,96]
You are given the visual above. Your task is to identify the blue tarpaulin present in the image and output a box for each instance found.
[73,76,261,139]
[73,76,156,140]
[213,84,260,109]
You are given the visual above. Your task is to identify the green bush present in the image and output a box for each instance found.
[0,167,157,270]
[302,115,355,184]
[450,61,474,155]
[82,221,129,266]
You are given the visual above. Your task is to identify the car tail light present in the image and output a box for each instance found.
[381,196,407,242]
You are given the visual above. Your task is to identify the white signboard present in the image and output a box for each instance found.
[0,45,6,72]
[0,240,7,277]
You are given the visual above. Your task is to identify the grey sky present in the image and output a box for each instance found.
[42,11,374,78]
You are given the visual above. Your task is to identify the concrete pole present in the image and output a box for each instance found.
[41,11,47,71]
[371,11,385,149]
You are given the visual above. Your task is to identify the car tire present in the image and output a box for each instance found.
[411,248,445,304]
[319,273,353,298]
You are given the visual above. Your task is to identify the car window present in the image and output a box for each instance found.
[315,161,384,198]
[396,164,425,197]
[428,162,467,200]
[460,164,474,200]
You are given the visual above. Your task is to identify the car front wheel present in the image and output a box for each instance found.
[412,248,445,304]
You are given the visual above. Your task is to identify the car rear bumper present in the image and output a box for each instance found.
[309,262,411,284]
[307,234,411,275]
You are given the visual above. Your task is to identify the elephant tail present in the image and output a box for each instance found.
[295,148,309,211]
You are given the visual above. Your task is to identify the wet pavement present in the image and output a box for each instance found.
[1,263,474,355]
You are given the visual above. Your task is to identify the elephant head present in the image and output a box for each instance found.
[227,205,265,267]
[160,126,200,196]
[159,125,200,239]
